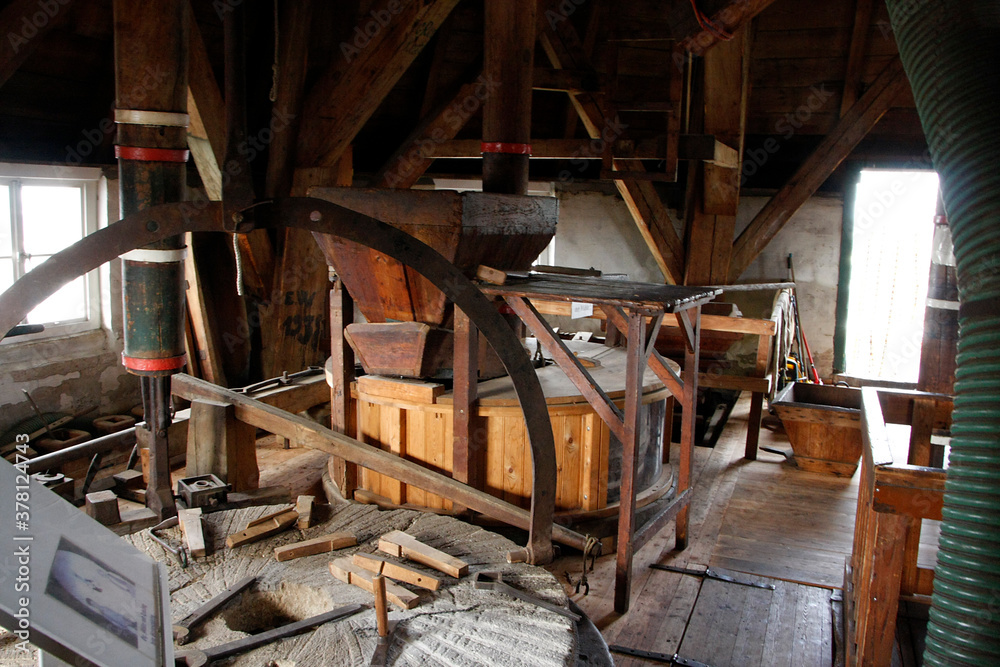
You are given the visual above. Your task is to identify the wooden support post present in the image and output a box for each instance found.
[453,308,481,490]
[186,400,259,492]
[329,279,357,499]
[684,24,749,285]
[614,309,649,614]
[482,0,535,195]
[675,307,701,550]
[860,511,908,666]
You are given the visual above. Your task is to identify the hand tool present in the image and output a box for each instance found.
[473,571,581,622]
[149,516,188,568]
[369,574,397,667]
[173,576,257,645]
[174,603,366,666]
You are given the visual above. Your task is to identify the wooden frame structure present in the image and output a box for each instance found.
[846,387,952,665]
[477,275,719,613]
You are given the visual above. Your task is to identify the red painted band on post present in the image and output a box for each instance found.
[480,142,532,155]
[121,354,187,372]
[115,146,190,163]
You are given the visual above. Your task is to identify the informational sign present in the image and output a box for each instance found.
[570,302,594,319]
[0,457,172,667]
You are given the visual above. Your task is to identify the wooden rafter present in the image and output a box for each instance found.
[370,72,483,189]
[840,0,876,117]
[538,0,684,284]
[677,0,779,56]
[296,0,461,168]
[728,57,908,281]
[0,0,76,89]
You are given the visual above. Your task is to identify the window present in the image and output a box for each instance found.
[0,164,103,339]
[842,169,940,382]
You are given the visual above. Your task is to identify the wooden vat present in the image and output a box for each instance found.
[348,341,673,514]
[308,187,557,325]
[773,382,863,476]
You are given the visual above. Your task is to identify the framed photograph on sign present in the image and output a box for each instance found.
[0,459,172,667]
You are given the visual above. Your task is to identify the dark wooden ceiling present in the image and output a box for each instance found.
[0,0,926,190]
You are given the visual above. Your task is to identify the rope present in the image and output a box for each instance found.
[233,233,244,297]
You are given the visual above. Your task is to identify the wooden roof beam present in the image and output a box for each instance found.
[538,0,683,284]
[370,74,486,189]
[840,0,876,117]
[296,0,461,168]
[728,57,908,281]
[678,0,779,56]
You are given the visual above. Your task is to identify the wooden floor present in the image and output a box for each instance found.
[544,395,884,666]
[249,394,938,665]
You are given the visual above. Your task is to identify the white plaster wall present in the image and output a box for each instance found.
[544,189,844,377]
[0,177,140,436]
[734,195,844,377]
[550,190,663,283]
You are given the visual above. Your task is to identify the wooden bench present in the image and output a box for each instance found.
[846,387,952,666]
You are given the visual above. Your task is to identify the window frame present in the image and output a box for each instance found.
[0,163,105,343]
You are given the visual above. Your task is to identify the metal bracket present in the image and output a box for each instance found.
[649,564,776,590]
[609,645,712,667]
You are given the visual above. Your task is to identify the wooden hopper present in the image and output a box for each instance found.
[308,188,557,326]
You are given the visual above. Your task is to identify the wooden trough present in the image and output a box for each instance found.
[773,382,863,476]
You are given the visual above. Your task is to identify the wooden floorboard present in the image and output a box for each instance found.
[546,396,849,663]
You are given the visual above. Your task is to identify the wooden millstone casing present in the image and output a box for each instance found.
[345,342,674,518]
[308,187,557,326]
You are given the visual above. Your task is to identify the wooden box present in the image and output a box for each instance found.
[772,382,863,476]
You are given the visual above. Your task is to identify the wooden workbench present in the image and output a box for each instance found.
[473,274,720,613]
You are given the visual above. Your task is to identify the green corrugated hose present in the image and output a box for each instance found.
[886,1,1000,664]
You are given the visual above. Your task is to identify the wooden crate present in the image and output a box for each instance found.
[773,382,863,476]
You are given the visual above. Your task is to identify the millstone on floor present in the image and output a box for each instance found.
[125,502,577,666]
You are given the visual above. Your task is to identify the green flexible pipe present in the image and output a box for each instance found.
[885,1,1000,664]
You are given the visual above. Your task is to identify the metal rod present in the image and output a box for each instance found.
[25,428,139,474]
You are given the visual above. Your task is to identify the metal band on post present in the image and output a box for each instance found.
[480,142,533,155]
[114,109,191,127]
[122,354,187,373]
[121,248,188,263]
[115,146,190,163]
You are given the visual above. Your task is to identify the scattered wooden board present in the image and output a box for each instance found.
[378,530,469,578]
[353,553,443,591]
[274,532,357,562]
[227,509,298,548]
[296,495,315,530]
[329,557,420,609]
[179,508,207,558]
